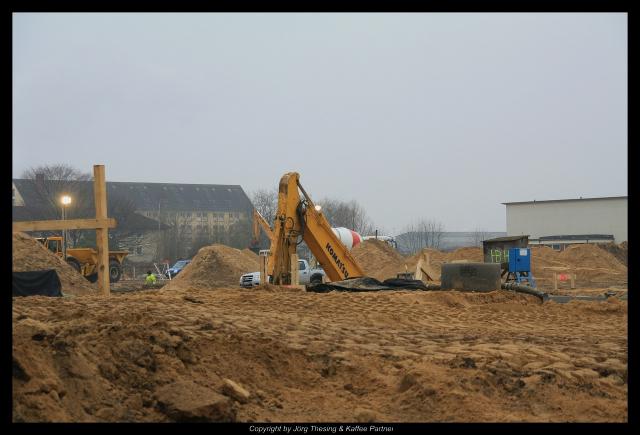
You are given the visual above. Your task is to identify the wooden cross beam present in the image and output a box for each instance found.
[12,165,115,296]
[13,218,116,232]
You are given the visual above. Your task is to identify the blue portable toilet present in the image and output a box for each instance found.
[506,248,536,287]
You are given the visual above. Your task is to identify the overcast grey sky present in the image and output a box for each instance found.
[12,13,627,234]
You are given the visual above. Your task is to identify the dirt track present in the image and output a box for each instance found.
[13,287,627,422]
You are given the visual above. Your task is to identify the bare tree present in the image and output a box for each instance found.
[471,227,489,247]
[107,194,144,248]
[399,221,422,254]
[227,217,252,249]
[250,188,279,224]
[18,165,142,248]
[419,218,445,250]
[317,197,375,235]
[21,164,92,183]
[189,227,214,258]
[249,188,279,250]
[19,164,93,221]
[400,218,446,254]
[250,188,377,236]
[19,164,94,246]
[157,212,193,261]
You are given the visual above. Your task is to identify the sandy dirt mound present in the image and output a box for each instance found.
[12,287,626,422]
[531,245,627,288]
[402,245,626,289]
[164,244,259,290]
[351,239,408,281]
[597,242,627,266]
[12,232,97,296]
[427,290,539,308]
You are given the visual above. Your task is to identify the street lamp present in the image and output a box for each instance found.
[61,195,72,260]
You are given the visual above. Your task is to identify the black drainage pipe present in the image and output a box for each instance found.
[422,283,442,290]
[501,282,549,303]
[410,282,549,303]
[419,282,548,303]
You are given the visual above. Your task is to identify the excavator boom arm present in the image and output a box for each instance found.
[252,209,275,244]
[268,172,364,284]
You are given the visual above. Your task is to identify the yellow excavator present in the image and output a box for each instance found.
[266,172,364,285]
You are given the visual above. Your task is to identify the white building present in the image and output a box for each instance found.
[503,196,627,249]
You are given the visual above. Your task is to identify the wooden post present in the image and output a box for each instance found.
[13,164,116,296]
[570,273,576,289]
[414,252,435,282]
[415,257,423,281]
[290,253,299,285]
[259,254,268,286]
[93,165,110,296]
[553,273,558,291]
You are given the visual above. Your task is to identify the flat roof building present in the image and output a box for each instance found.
[503,196,627,248]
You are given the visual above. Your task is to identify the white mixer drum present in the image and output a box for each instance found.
[331,227,363,250]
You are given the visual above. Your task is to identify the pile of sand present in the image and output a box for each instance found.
[531,244,627,287]
[350,239,408,281]
[163,245,259,290]
[397,244,626,288]
[597,242,628,266]
[12,232,97,296]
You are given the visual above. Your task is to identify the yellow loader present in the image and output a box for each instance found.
[36,236,129,283]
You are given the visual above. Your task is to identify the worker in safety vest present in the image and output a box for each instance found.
[145,271,157,286]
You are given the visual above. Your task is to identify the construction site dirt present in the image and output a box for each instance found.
[13,285,627,422]
[12,238,628,422]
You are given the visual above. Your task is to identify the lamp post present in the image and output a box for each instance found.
[61,195,72,259]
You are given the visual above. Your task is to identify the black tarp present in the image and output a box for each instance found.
[12,270,63,297]
[306,277,429,293]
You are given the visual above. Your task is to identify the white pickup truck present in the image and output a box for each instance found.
[239,259,325,288]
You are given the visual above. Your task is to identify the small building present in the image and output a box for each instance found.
[503,196,627,250]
